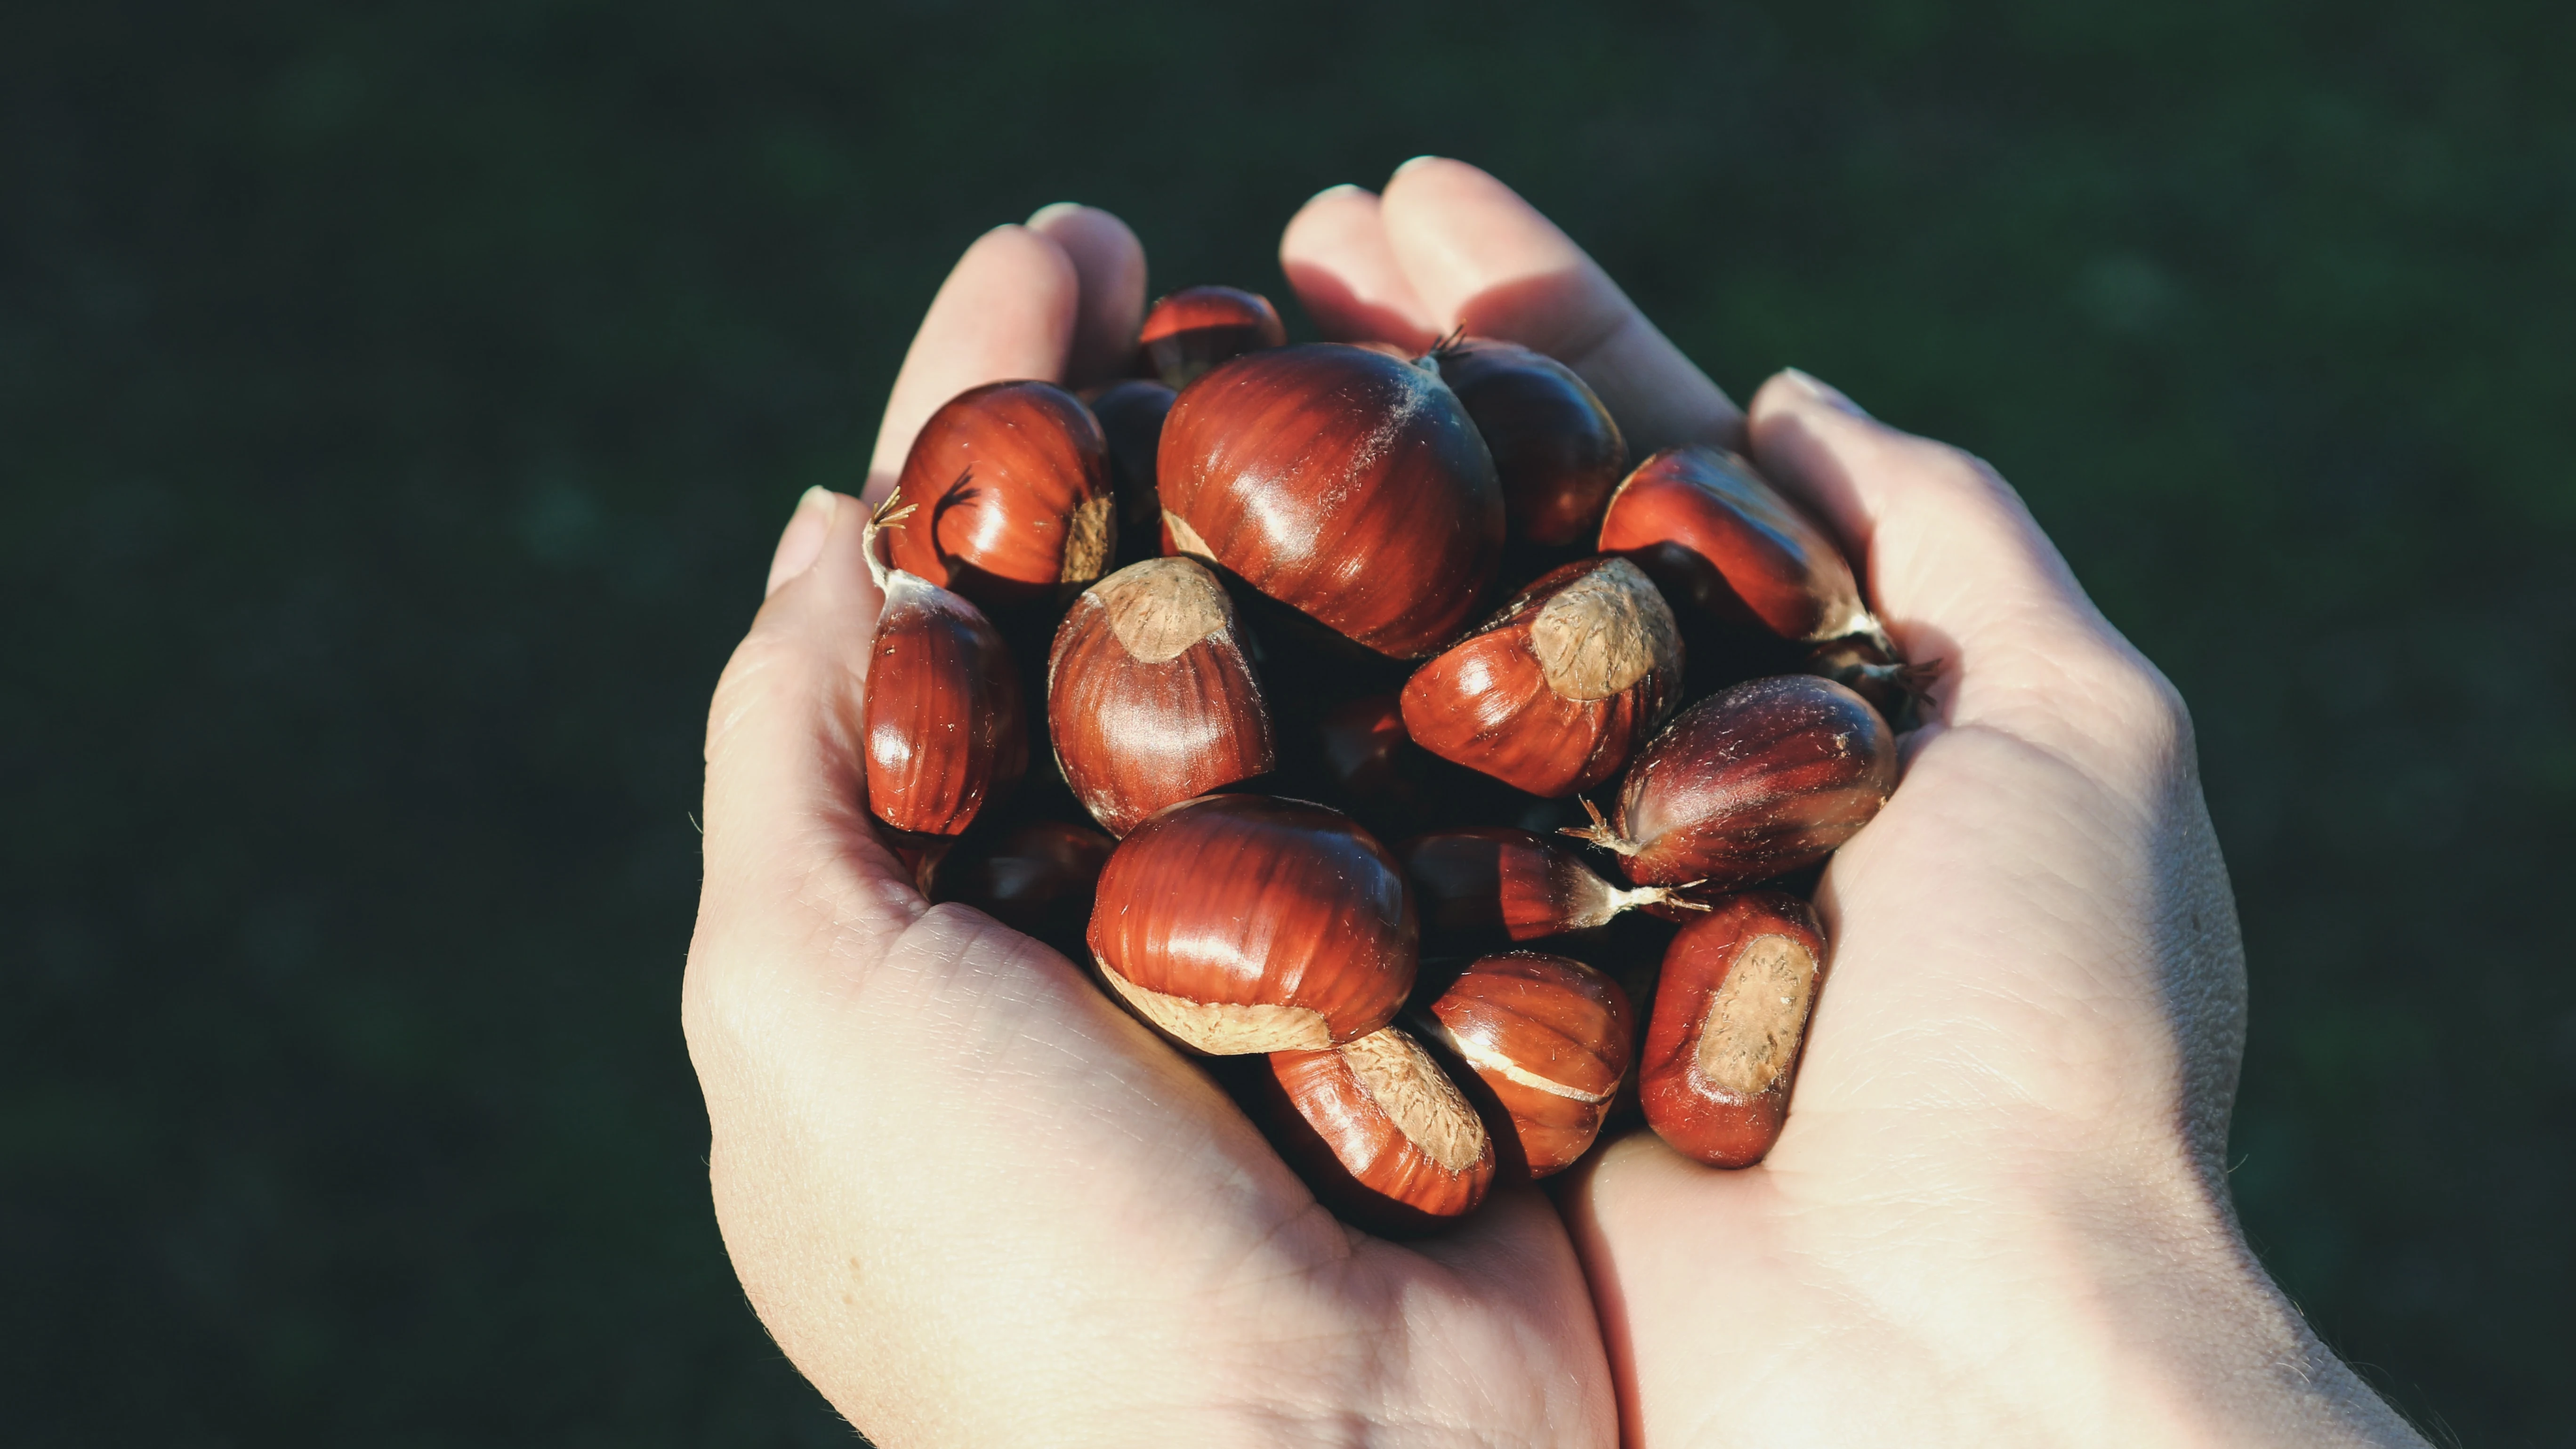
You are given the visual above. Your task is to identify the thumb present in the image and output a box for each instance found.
[696,486,924,997]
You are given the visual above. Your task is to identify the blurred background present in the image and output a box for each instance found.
[6,0,2570,1443]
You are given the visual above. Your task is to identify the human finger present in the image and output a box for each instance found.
[1278,183,1444,350]
[1027,202,1148,388]
[1747,370,2185,770]
[1376,157,1743,455]
[863,224,1082,499]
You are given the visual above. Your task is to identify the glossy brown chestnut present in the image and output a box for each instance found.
[1399,828,1703,950]
[1087,794,1416,1054]
[1638,891,1827,1167]
[1085,378,1177,560]
[922,817,1113,950]
[1597,445,1893,652]
[1137,285,1288,389]
[1431,337,1628,547]
[1568,674,1895,889]
[862,495,1030,836]
[1158,344,1505,660]
[1400,555,1682,797]
[888,379,1114,610]
[1259,1025,1496,1232]
[1047,557,1277,835]
[1423,951,1633,1177]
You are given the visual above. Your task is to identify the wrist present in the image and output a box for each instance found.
[1574,1122,2429,1448]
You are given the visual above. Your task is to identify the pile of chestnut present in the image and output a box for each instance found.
[860,285,1927,1234]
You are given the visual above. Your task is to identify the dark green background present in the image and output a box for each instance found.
[7,1,2570,1443]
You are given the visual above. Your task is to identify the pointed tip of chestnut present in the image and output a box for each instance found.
[1047,557,1277,836]
[1400,555,1682,797]
[1138,285,1287,389]
[1639,892,1827,1168]
[1159,343,1504,660]
[889,379,1114,611]
[1086,794,1417,1054]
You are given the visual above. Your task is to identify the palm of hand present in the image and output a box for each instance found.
[685,163,2392,1449]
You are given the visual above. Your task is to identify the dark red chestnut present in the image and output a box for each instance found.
[1047,557,1277,835]
[1597,445,1893,653]
[1399,828,1703,950]
[1087,794,1416,1054]
[889,379,1114,610]
[1567,675,1894,889]
[1084,378,1176,561]
[1137,285,1287,389]
[1258,1025,1496,1232]
[925,818,1113,950]
[861,493,1030,837]
[1158,343,1505,660]
[1638,891,1827,1167]
[1430,337,1627,547]
[1400,555,1682,797]
[1423,951,1633,1177]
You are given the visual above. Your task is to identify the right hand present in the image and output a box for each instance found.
[1282,158,2431,1447]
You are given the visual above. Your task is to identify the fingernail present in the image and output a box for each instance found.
[765,486,839,597]
[1392,154,1446,180]
[1026,200,1087,228]
[1303,182,1370,208]
[1780,367,1868,419]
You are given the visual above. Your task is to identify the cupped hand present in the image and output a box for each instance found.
[1282,159,2426,1447]
[683,204,1614,1447]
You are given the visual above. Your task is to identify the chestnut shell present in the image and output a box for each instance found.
[889,379,1114,610]
[1047,557,1276,835]
[1598,674,1895,889]
[1596,445,1873,644]
[1433,338,1627,548]
[1425,951,1633,1178]
[1086,794,1417,1053]
[1399,827,1674,950]
[1638,891,1827,1167]
[1157,343,1505,660]
[1256,1025,1497,1233]
[1400,555,1682,797]
[1137,285,1287,389]
[861,572,1029,837]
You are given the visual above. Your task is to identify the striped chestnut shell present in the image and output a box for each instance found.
[1085,794,1416,1054]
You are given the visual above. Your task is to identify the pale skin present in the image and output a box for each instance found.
[681,160,2433,1447]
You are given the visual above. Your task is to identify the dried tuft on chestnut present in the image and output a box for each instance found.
[1258,1025,1496,1232]
[1400,555,1682,797]
[1430,337,1628,547]
[1805,634,1940,729]
[1047,556,1277,835]
[1422,951,1633,1177]
[1597,445,1892,653]
[1087,793,1416,1054]
[1638,891,1828,1167]
[889,379,1115,611]
[1399,827,1703,951]
[1568,674,1895,891]
[1137,285,1287,389]
[861,493,1030,837]
[1158,343,1505,660]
